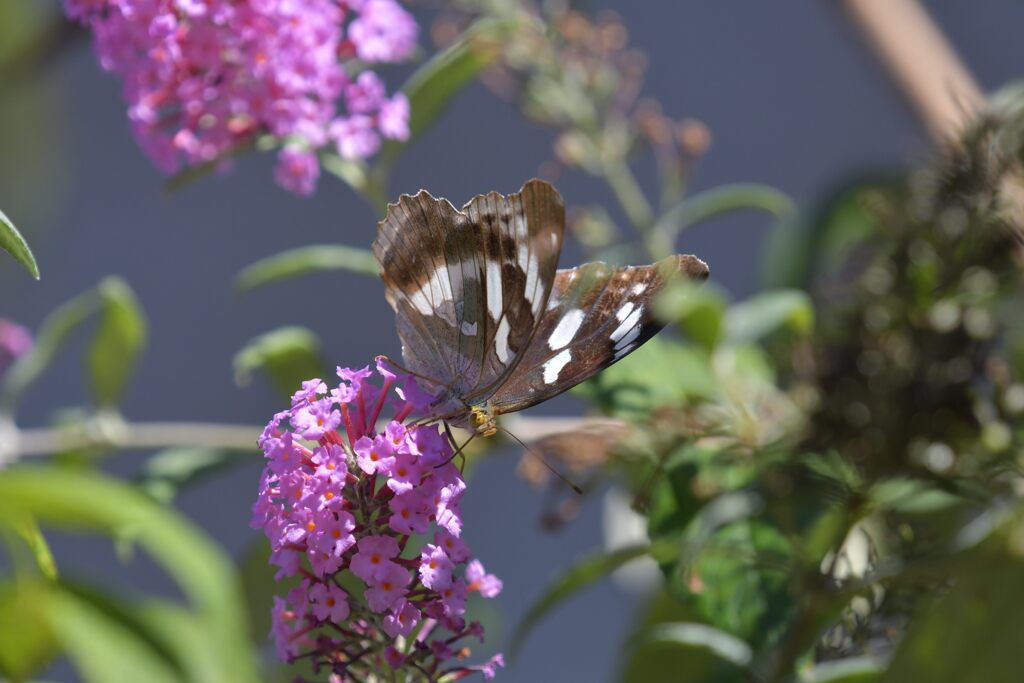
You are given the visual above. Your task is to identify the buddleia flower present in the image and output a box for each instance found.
[251,361,504,680]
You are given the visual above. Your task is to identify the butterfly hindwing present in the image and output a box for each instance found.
[373,179,565,404]
[487,254,709,413]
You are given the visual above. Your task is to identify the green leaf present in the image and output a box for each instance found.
[880,550,1024,683]
[0,580,58,681]
[0,467,258,683]
[234,326,326,399]
[800,656,885,683]
[620,589,746,683]
[573,336,718,418]
[635,622,753,669]
[138,448,251,503]
[682,520,793,644]
[510,538,680,659]
[238,539,280,645]
[760,174,903,290]
[654,281,728,351]
[133,601,246,683]
[653,183,794,247]
[0,206,40,279]
[42,585,181,683]
[374,18,516,171]
[88,277,147,408]
[724,289,813,345]
[0,287,101,414]
[235,244,379,291]
[13,515,58,580]
[869,478,963,515]
[54,583,244,683]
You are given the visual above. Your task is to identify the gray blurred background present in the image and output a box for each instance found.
[2,1,1023,680]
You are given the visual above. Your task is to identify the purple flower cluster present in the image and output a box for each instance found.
[251,361,504,680]
[64,0,417,195]
[0,320,31,379]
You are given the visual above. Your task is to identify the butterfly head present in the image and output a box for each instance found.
[469,403,499,437]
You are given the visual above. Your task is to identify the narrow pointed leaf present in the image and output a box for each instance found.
[0,288,101,413]
[0,467,259,683]
[510,538,680,658]
[0,207,40,279]
[234,325,326,399]
[138,447,250,503]
[0,580,58,680]
[88,277,147,407]
[13,515,58,580]
[724,289,813,345]
[235,244,379,291]
[801,656,885,682]
[635,622,753,669]
[374,18,516,170]
[653,183,794,244]
[43,586,181,683]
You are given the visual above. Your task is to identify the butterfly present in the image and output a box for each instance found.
[372,178,709,438]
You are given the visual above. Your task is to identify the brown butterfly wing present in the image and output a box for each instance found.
[488,254,709,414]
[373,179,565,403]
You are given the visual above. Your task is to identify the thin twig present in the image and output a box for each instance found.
[7,421,260,458]
[841,0,984,140]
[840,0,1024,242]
[2,415,602,460]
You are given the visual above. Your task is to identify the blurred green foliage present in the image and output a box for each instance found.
[516,86,1024,683]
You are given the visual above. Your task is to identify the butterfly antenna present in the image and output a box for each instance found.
[497,425,583,496]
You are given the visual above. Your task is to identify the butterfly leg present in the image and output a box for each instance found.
[440,420,472,472]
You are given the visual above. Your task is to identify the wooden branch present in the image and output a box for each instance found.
[841,0,984,140]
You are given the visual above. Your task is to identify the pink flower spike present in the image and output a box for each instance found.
[382,599,421,638]
[353,434,396,475]
[386,451,422,495]
[366,372,395,433]
[418,544,454,590]
[465,560,503,598]
[388,493,431,535]
[365,562,412,613]
[384,645,405,668]
[435,530,471,563]
[290,378,327,406]
[308,582,350,623]
[378,93,410,140]
[254,366,501,674]
[291,399,341,440]
[274,147,320,196]
[0,320,31,378]
[350,534,401,583]
[439,578,468,617]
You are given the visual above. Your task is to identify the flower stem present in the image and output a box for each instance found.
[601,160,659,256]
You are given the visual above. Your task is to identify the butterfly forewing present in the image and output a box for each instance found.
[487,254,709,413]
[373,179,565,406]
